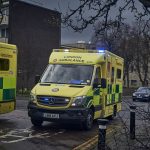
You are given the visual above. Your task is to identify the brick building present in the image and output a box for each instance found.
[0,0,61,89]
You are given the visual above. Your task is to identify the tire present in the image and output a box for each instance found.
[109,105,117,120]
[83,109,94,130]
[108,115,114,120]
[31,118,43,127]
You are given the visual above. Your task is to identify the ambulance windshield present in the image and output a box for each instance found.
[41,64,94,85]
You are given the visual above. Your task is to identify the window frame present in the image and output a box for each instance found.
[116,68,122,79]
[0,58,10,71]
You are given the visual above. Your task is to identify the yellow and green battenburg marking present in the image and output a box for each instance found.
[106,83,122,105]
[0,77,16,101]
[86,87,102,111]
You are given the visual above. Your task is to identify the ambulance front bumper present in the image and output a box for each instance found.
[28,102,89,123]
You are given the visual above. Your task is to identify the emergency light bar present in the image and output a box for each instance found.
[53,49,107,53]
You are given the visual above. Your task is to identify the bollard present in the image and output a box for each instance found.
[97,119,108,150]
[130,105,136,140]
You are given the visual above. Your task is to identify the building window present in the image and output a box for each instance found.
[131,80,137,86]
[130,65,134,73]
[5,9,9,16]
[0,28,8,38]
[0,58,9,71]
[117,69,122,79]
[6,28,8,37]
[146,80,148,86]
[1,29,5,37]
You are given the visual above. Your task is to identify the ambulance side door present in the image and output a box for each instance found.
[93,66,102,119]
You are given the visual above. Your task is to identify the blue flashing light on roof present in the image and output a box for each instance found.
[96,47,105,53]
[98,50,105,53]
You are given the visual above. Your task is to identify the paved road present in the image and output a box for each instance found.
[0,96,149,150]
[0,96,99,150]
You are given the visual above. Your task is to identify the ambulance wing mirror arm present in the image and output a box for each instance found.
[101,78,106,88]
[35,74,41,84]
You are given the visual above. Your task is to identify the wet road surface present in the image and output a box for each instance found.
[0,96,149,150]
[0,97,98,150]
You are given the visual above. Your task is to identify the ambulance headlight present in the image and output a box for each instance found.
[30,93,37,102]
[71,96,87,107]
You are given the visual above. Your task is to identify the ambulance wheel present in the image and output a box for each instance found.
[83,109,94,130]
[31,118,43,127]
[108,105,117,120]
[108,115,114,120]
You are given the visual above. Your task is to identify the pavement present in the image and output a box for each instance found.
[92,98,150,150]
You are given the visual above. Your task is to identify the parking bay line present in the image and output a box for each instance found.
[0,129,65,144]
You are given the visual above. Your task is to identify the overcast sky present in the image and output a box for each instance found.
[22,0,143,44]
[21,0,91,44]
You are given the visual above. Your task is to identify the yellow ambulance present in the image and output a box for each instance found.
[0,42,17,114]
[28,49,124,130]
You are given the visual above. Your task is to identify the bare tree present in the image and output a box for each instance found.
[132,20,150,86]
[118,29,135,88]
[91,21,121,51]
[62,0,150,33]
[91,22,135,87]
[91,19,150,87]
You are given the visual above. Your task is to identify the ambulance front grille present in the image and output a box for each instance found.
[37,96,70,107]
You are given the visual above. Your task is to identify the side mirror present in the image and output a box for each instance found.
[93,78,100,88]
[101,78,106,88]
[35,75,40,84]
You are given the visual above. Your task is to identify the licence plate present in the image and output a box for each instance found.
[43,113,59,119]
[137,96,142,98]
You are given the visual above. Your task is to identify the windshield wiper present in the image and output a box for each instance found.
[41,82,68,84]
